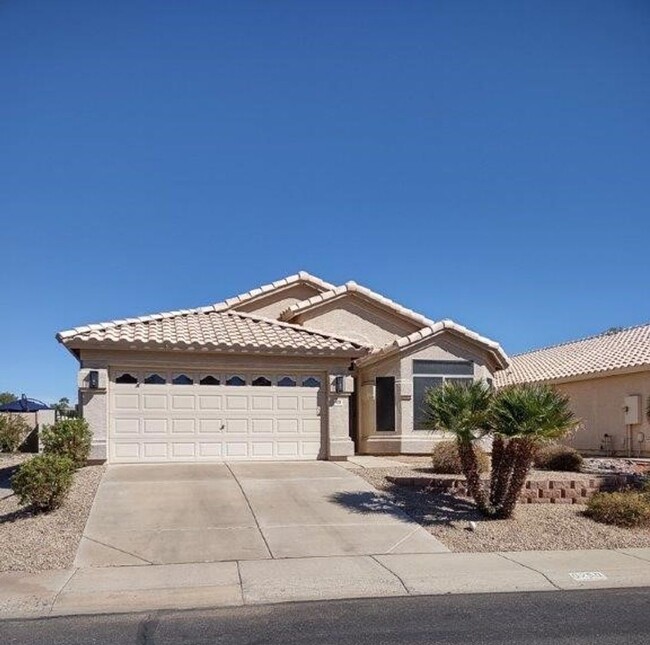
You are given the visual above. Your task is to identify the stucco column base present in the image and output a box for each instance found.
[328,437,355,460]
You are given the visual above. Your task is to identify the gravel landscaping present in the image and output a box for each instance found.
[354,462,650,553]
[0,454,105,572]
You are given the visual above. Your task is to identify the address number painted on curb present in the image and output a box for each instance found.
[569,571,608,582]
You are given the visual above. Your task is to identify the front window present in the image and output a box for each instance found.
[413,360,473,430]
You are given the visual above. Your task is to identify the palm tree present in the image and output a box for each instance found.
[423,380,494,514]
[490,384,578,519]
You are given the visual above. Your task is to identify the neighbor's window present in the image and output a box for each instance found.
[115,373,138,384]
[413,360,474,430]
[301,376,321,388]
[277,376,297,387]
[199,375,220,386]
[252,376,272,387]
[144,373,166,385]
[226,375,246,386]
[172,374,194,385]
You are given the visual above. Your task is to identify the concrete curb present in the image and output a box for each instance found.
[3,547,650,620]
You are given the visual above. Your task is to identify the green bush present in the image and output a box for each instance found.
[585,491,650,528]
[0,414,31,452]
[11,454,75,511]
[431,440,490,475]
[41,418,92,468]
[533,444,583,472]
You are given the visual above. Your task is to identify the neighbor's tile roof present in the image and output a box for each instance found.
[57,308,368,356]
[279,281,436,327]
[495,323,650,386]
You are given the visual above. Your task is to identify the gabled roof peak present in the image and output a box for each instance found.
[213,271,336,312]
[279,280,435,328]
[356,319,509,371]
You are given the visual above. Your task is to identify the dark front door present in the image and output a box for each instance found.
[375,376,396,432]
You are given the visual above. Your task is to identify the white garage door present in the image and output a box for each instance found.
[109,369,324,463]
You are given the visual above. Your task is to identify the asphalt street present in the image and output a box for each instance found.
[4,588,650,644]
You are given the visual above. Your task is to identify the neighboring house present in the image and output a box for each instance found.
[495,323,650,458]
[57,272,508,463]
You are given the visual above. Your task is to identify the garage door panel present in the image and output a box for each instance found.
[302,418,321,435]
[225,418,248,434]
[114,394,139,410]
[277,442,300,457]
[110,375,324,463]
[172,419,195,434]
[251,442,274,457]
[251,418,273,433]
[171,395,194,410]
[225,442,248,457]
[143,443,168,459]
[143,395,167,410]
[198,443,222,458]
[198,395,222,410]
[114,418,139,435]
[277,395,299,411]
[277,419,299,434]
[198,419,223,434]
[113,443,140,460]
[171,443,196,458]
[251,395,273,410]
[225,395,248,410]
[143,418,167,434]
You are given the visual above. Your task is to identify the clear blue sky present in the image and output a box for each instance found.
[1,1,649,403]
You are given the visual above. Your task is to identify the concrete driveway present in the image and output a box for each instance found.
[75,461,448,567]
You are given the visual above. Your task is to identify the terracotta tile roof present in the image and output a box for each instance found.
[57,309,368,356]
[356,320,509,371]
[278,281,436,327]
[213,271,335,312]
[495,323,650,386]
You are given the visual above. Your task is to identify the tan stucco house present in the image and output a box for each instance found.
[495,324,650,458]
[57,272,508,463]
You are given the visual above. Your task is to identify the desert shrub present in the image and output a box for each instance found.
[431,440,489,475]
[533,444,583,472]
[585,491,650,528]
[41,418,91,468]
[0,414,31,452]
[11,454,75,511]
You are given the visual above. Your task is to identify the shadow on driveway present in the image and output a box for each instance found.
[330,482,482,528]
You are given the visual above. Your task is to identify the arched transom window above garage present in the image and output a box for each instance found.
[199,375,220,386]
[144,373,166,385]
[115,372,138,384]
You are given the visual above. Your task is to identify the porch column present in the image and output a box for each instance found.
[327,374,355,459]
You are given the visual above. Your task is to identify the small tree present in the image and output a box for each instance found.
[0,414,31,452]
[489,384,578,518]
[41,418,92,468]
[0,392,17,406]
[423,381,578,519]
[423,380,494,514]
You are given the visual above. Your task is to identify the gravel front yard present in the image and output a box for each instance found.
[354,465,650,553]
[0,454,105,572]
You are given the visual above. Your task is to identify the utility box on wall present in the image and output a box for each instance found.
[624,395,641,425]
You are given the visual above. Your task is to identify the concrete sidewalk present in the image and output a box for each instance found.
[3,547,650,620]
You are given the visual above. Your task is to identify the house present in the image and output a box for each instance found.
[495,323,650,458]
[57,272,508,463]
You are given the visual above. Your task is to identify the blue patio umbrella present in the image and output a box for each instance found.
[0,394,51,413]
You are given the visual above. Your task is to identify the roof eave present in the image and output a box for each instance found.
[59,338,368,359]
